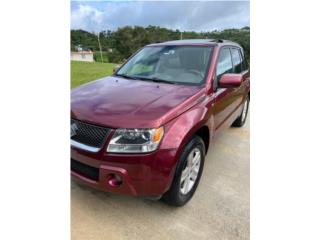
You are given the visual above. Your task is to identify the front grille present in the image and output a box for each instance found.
[71,118,110,149]
[71,159,99,181]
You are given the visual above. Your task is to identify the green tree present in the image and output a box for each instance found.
[71,26,250,64]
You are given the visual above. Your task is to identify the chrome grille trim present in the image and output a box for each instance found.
[71,139,100,152]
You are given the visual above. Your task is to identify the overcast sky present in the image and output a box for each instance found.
[71,1,250,32]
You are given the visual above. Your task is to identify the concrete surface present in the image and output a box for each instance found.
[71,115,250,240]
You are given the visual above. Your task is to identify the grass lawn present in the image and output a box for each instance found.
[71,61,117,88]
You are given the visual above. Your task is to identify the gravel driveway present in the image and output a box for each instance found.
[71,115,250,240]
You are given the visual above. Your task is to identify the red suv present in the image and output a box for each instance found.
[71,39,250,206]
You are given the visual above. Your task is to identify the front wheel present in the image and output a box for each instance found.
[162,136,205,206]
[232,95,249,127]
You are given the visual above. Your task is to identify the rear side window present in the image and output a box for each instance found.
[216,48,233,81]
[241,51,248,70]
[231,48,242,73]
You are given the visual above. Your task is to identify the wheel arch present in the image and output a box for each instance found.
[194,125,210,154]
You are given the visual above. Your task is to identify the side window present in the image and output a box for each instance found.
[216,48,233,81]
[231,48,242,73]
[241,51,248,71]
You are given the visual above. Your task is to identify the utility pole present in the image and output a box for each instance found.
[97,32,103,63]
[180,32,183,40]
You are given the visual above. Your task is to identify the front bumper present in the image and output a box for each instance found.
[71,146,179,197]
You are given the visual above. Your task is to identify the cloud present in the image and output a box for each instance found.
[71,5,104,31]
[71,1,250,32]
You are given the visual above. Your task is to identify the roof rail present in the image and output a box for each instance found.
[210,39,225,43]
[149,39,239,45]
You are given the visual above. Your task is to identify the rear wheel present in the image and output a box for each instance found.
[232,96,249,127]
[162,136,205,206]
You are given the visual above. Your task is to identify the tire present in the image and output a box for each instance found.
[232,95,249,127]
[162,136,205,206]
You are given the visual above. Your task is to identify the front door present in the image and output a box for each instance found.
[212,47,243,135]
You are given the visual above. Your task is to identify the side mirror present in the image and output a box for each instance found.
[113,65,121,74]
[219,73,242,88]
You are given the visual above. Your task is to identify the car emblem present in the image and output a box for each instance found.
[71,123,78,137]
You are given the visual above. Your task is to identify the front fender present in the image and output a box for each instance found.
[157,104,213,192]
[160,105,213,152]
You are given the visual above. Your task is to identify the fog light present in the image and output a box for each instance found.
[107,174,122,187]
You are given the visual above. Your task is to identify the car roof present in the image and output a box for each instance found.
[147,39,241,48]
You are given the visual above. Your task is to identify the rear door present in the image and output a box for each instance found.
[230,47,249,107]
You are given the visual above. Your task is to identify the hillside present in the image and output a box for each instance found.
[71,26,250,64]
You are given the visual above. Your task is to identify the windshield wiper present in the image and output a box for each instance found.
[115,73,140,80]
[116,74,176,84]
[133,76,176,84]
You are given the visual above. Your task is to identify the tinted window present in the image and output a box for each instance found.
[231,48,242,73]
[216,48,233,80]
[242,51,248,70]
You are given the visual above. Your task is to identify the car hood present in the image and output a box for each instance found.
[71,76,205,128]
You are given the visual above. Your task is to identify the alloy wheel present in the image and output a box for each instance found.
[180,148,201,195]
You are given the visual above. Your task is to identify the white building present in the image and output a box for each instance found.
[71,51,94,62]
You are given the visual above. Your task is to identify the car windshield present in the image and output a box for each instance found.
[116,46,213,85]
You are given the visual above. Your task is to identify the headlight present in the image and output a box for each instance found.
[107,127,164,153]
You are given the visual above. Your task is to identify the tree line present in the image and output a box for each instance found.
[71,26,250,64]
